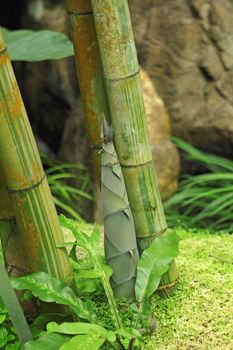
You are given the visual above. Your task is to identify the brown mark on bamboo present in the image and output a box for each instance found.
[6,81,22,118]
[0,51,8,66]
[67,0,107,179]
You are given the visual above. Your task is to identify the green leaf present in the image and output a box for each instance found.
[0,314,6,324]
[11,272,95,322]
[47,322,116,342]
[0,327,8,348]
[135,230,180,302]
[2,28,74,61]
[30,313,69,338]
[115,328,142,340]
[6,342,21,350]
[22,333,70,350]
[60,335,105,350]
[60,216,122,329]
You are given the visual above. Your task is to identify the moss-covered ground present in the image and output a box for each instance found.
[143,229,233,350]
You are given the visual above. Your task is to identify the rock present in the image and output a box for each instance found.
[140,69,180,199]
[129,0,233,159]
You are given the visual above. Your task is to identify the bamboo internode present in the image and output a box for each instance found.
[0,31,72,281]
[66,0,108,179]
[0,169,26,273]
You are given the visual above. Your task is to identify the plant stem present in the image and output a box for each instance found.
[91,0,178,293]
[0,31,72,281]
[0,170,27,275]
[93,254,122,329]
[66,0,108,179]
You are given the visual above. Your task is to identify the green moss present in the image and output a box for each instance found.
[143,228,233,350]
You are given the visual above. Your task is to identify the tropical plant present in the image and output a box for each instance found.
[164,138,233,232]
[7,216,180,350]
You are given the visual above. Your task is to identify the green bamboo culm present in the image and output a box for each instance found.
[0,169,27,276]
[91,0,179,294]
[66,0,139,298]
[0,30,72,281]
[66,0,108,179]
[102,122,139,298]
[0,238,33,345]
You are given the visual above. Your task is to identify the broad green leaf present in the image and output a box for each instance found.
[0,328,8,348]
[0,314,6,324]
[75,270,100,279]
[11,272,95,322]
[75,279,99,295]
[2,28,74,61]
[135,230,180,302]
[60,335,105,350]
[23,333,70,350]
[47,322,116,342]
[6,341,21,350]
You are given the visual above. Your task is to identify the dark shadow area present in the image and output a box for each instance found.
[0,1,24,29]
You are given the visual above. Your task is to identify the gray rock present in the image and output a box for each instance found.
[129,0,233,159]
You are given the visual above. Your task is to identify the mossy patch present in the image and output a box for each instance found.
[143,229,233,350]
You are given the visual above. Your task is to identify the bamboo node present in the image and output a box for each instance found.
[7,174,46,194]
[105,69,140,83]
[120,159,153,169]
[136,228,167,239]
[156,277,179,292]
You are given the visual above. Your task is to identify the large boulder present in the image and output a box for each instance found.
[129,0,233,159]
[141,69,180,199]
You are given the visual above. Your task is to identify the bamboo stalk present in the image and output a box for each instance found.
[66,0,139,298]
[0,31,72,281]
[91,0,179,292]
[66,0,108,179]
[0,169,26,275]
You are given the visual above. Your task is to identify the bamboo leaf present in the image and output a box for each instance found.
[47,321,116,342]
[60,335,105,350]
[2,28,74,61]
[135,230,180,302]
[22,333,70,350]
[11,272,95,322]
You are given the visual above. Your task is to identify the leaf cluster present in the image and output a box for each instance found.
[165,138,233,232]
[5,216,179,350]
[42,156,93,222]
